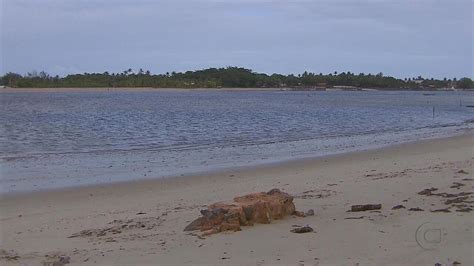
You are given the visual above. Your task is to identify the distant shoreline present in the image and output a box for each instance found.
[2,67,473,90]
[0,87,282,93]
[1,87,471,93]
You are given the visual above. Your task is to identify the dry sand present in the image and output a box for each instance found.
[1,134,473,265]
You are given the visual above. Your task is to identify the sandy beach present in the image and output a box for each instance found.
[1,134,473,265]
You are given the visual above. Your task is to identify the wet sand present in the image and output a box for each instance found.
[1,134,473,265]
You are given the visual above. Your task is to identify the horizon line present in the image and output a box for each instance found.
[2,66,473,81]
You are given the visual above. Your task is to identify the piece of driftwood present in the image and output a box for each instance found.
[350,204,382,212]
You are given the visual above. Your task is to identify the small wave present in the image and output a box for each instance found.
[2,122,471,162]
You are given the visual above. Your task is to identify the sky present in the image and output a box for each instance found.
[1,0,473,78]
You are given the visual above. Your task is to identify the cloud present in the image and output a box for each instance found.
[1,0,472,78]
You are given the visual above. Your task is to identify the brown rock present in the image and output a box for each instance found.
[184,188,297,235]
[350,204,382,212]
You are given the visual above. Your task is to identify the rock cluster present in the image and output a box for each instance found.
[184,188,299,236]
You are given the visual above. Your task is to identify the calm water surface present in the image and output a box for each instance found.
[1,90,473,193]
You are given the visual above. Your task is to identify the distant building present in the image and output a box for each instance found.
[333,85,357,89]
[317,83,328,88]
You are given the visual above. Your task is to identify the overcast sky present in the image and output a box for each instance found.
[1,0,472,78]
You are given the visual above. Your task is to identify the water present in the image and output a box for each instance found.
[1,90,473,193]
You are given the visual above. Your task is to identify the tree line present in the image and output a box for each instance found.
[1,67,473,89]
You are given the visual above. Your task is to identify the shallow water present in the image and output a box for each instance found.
[1,90,473,193]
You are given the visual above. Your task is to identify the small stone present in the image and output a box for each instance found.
[58,256,71,264]
[408,207,424,211]
[293,211,306,217]
[305,209,315,216]
[290,226,314,233]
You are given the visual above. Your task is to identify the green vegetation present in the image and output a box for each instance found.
[1,67,473,89]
